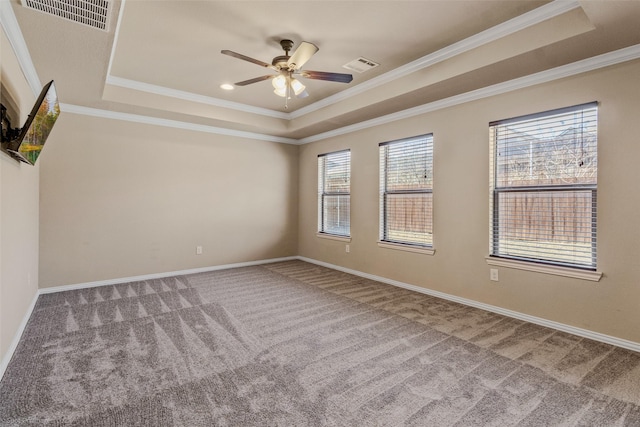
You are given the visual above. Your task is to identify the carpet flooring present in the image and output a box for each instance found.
[1,260,639,426]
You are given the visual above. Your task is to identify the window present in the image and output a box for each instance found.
[490,102,598,270]
[379,134,433,247]
[318,150,351,237]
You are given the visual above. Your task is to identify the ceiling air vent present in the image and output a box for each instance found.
[343,57,380,73]
[21,0,110,31]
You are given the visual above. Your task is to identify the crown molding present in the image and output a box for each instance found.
[6,0,639,145]
[289,0,581,119]
[59,103,300,145]
[105,0,126,78]
[299,44,640,144]
[63,43,640,144]
[61,44,640,144]
[0,0,41,96]
[103,0,581,121]
[106,75,290,120]
[106,0,290,120]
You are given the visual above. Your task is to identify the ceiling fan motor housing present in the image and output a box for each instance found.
[280,39,294,53]
[221,38,353,91]
[273,39,294,69]
[272,55,290,69]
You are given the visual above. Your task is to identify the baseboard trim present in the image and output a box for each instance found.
[0,290,39,381]
[4,253,637,383]
[297,256,640,353]
[1,256,297,380]
[39,256,299,295]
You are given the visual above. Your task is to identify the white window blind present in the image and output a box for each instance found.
[380,134,433,247]
[318,150,351,237]
[490,102,598,269]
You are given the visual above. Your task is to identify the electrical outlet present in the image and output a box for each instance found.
[490,268,499,281]
[196,246,203,255]
[345,244,350,253]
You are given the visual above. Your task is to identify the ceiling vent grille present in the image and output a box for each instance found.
[21,0,110,31]
[343,57,380,73]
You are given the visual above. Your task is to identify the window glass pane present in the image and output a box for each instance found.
[322,195,350,236]
[494,190,595,267]
[318,150,350,236]
[380,134,433,247]
[495,107,597,188]
[323,151,351,193]
[490,103,597,269]
[385,137,432,191]
[384,193,433,246]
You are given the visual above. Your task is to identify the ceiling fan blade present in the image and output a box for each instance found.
[300,70,353,83]
[234,75,274,86]
[287,41,318,70]
[221,50,275,69]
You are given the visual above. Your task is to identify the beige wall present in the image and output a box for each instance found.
[0,29,40,361]
[298,59,640,344]
[4,24,640,371]
[39,115,299,287]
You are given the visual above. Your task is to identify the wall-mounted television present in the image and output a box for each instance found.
[1,80,60,165]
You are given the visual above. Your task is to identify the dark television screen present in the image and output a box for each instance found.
[8,80,60,165]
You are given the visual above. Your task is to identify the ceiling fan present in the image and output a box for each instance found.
[221,39,353,108]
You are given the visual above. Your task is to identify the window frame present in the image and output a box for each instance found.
[317,149,351,238]
[489,102,599,272]
[379,134,434,251]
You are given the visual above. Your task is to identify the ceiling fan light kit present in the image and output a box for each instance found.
[221,39,353,108]
[272,74,306,98]
[290,78,306,96]
[272,74,287,96]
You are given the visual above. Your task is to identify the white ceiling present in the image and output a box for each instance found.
[7,0,640,142]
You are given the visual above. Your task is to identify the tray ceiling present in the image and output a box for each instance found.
[7,0,640,142]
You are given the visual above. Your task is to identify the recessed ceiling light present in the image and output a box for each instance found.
[220,84,234,90]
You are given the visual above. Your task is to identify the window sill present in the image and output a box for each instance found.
[485,256,602,282]
[316,233,351,243]
[378,241,435,255]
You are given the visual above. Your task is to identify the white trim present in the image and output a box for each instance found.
[377,241,435,255]
[0,0,41,96]
[39,256,298,294]
[62,44,640,145]
[299,44,640,144]
[0,254,636,382]
[102,0,581,121]
[105,0,285,119]
[4,0,640,145]
[1,256,296,380]
[106,76,289,120]
[59,103,301,145]
[296,256,640,353]
[68,43,640,145]
[485,257,602,282]
[289,0,581,119]
[316,233,351,243]
[0,291,39,381]
[105,0,126,79]
[0,0,41,383]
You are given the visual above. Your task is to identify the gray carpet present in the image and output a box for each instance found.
[1,260,640,426]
